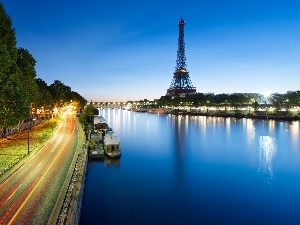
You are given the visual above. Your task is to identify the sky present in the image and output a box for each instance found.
[2,0,300,102]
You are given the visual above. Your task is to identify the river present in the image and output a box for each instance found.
[80,109,300,225]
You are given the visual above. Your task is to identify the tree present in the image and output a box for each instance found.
[194,93,208,108]
[0,3,16,77]
[35,78,53,111]
[0,75,30,133]
[156,96,172,107]
[0,3,29,137]
[70,91,87,109]
[16,48,40,104]
[269,93,285,113]
[215,93,230,112]
[252,101,259,113]
[286,91,300,107]
[49,80,72,107]
[229,93,246,113]
[205,93,215,112]
[79,104,97,132]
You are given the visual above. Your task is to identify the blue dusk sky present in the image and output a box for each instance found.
[2,0,300,102]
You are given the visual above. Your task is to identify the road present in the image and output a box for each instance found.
[0,111,83,225]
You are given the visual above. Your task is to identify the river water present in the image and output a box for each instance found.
[80,109,300,225]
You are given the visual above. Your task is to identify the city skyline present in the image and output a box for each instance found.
[2,0,300,102]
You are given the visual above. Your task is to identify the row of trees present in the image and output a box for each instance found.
[78,104,100,139]
[0,3,87,135]
[79,104,99,129]
[157,91,300,112]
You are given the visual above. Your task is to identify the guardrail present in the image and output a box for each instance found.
[56,142,88,225]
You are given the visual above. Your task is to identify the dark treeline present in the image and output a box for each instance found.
[78,104,99,136]
[157,91,300,113]
[0,3,87,135]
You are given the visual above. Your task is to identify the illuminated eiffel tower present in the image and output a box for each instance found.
[166,14,196,97]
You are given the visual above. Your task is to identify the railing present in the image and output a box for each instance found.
[56,142,88,225]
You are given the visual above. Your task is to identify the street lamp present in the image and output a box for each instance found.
[28,103,32,155]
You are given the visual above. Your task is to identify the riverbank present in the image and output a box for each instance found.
[168,111,299,121]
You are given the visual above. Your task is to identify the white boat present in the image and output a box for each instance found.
[88,134,105,159]
[94,115,109,131]
[103,133,121,157]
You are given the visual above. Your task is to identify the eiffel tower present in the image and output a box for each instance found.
[166,14,196,97]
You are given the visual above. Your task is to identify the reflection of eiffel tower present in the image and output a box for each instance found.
[166,14,196,97]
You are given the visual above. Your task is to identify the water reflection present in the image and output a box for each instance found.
[258,136,277,182]
[104,157,120,167]
[170,115,187,204]
[245,119,255,138]
[82,110,300,225]
[268,120,275,134]
[290,121,300,150]
[169,115,186,157]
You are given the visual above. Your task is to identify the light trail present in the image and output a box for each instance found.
[0,112,77,225]
[6,127,75,225]
[7,184,22,201]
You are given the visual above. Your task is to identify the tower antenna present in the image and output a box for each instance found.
[181,0,184,17]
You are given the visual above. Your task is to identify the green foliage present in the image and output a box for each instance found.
[0,3,17,76]
[71,91,87,109]
[79,104,96,128]
[253,101,259,112]
[94,108,99,115]
[0,73,30,128]
[269,91,300,113]
[87,139,97,150]
[156,92,300,111]
[49,80,72,107]
[34,79,87,112]
[269,93,285,112]
[0,3,29,130]
[35,78,53,110]
[286,91,300,106]
[156,96,172,106]
[0,3,86,134]
[16,47,40,103]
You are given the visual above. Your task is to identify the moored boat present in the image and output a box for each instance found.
[87,134,105,159]
[103,132,121,157]
[94,115,109,131]
[170,109,187,115]
[147,108,166,114]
